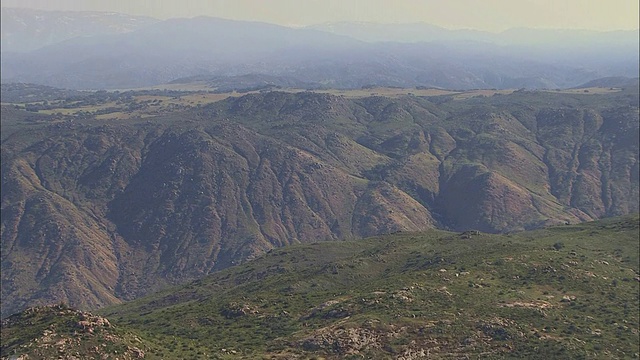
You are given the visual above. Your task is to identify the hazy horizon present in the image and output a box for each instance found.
[1,0,638,32]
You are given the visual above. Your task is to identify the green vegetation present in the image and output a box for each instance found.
[3,215,637,359]
[100,215,639,359]
[1,304,150,359]
[2,84,630,122]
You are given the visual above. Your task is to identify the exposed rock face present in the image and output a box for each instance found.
[1,90,638,316]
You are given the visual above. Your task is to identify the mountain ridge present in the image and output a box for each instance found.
[1,88,637,318]
[2,10,637,90]
[0,7,160,53]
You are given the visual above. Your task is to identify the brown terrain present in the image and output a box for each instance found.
[1,89,638,317]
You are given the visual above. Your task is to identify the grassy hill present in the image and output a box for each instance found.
[2,215,638,359]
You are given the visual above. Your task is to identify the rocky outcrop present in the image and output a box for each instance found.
[0,304,146,360]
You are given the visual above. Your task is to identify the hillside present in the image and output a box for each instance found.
[2,215,638,359]
[1,87,639,318]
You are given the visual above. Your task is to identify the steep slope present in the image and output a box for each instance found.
[0,110,434,317]
[1,89,638,317]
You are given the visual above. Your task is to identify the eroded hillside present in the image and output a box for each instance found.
[1,88,638,317]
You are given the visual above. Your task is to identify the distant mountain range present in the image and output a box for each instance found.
[308,21,639,47]
[1,8,638,90]
[0,7,159,53]
[572,76,640,89]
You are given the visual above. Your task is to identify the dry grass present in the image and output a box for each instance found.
[13,87,624,121]
[311,87,458,98]
[545,87,622,94]
[452,89,515,99]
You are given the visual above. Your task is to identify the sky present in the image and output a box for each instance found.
[2,0,638,32]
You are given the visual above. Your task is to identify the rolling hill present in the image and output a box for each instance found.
[2,215,638,359]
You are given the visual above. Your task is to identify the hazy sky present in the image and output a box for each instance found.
[2,0,638,31]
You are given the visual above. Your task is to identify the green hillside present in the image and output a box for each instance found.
[5,215,636,359]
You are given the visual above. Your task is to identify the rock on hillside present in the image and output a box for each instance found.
[0,304,148,359]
